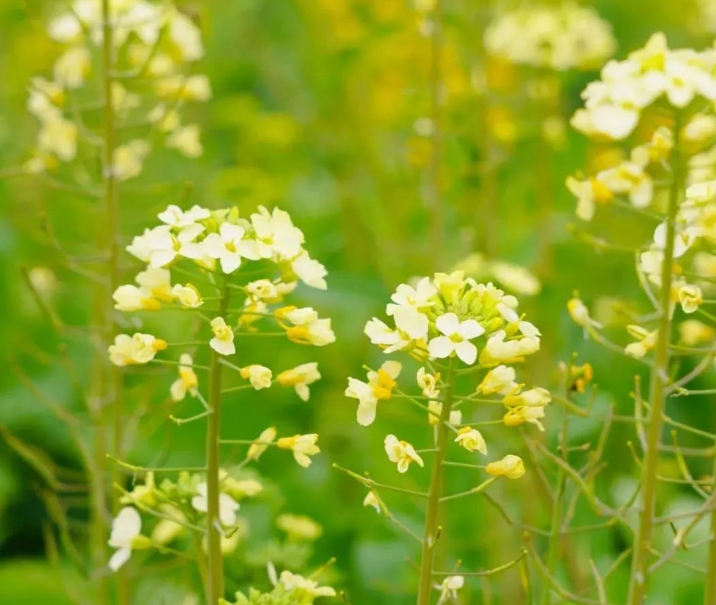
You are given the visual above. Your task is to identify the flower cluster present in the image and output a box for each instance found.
[220,569,335,605]
[571,33,716,141]
[108,469,325,576]
[484,2,615,71]
[109,204,333,363]
[26,0,210,174]
[108,204,332,470]
[108,469,260,570]
[346,271,549,475]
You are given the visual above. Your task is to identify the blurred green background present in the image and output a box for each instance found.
[2,0,716,603]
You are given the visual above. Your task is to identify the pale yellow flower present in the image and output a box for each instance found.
[454,427,487,454]
[278,571,336,599]
[384,434,424,473]
[477,365,518,395]
[166,124,203,158]
[486,454,525,479]
[624,325,658,358]
[113,285,161,311]
[416,367,440,398]
[54,47,91,89]
[246,427,276,461]
[109,333,167,366]
[38,116,78,162]
[679,320,715,345]
[210,317,235,356]
[240,365,273,390]
[170,354,198,401]
[111,140,149,181]
[363,491,381,513]
[172,284,203,308]
[427,400,462,426]
[346,361,401,426]
[276,514,322,541]
[277,434,320,468]
[504,406,546,431]
[277,363,321,401]
[678,284,703,314]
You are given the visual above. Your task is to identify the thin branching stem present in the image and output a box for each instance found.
[627,113,683,605]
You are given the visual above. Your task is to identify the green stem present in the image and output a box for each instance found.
[540,405,570,605]
[704,452,716,605]
[206,284,230,604]
[427,0,443,272]
[416,357,456,605]
[97,1,123,604]
[627,114,683,605]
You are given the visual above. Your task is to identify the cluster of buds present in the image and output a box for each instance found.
[26,0,210,174]
[347,271,548,476]
[220,569,335,605]
[484,2,615,71]
[109,470,260,570]
[108,469,324,572]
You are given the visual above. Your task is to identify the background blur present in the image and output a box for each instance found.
[3,0,716,603]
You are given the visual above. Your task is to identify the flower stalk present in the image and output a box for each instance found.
[417,357,456,605]
[705,452,716,605]
[627,114,683,605]
[206,284,231,604]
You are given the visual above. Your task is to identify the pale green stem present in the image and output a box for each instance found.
[704,452,716,605]
[416,356,456,605]
[205,284,230,604]
[627,114,683,605]
[540,405,570,605]
[427,0,443,272]
[93,1,122,603]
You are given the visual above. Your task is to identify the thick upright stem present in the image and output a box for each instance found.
[206,288,230,604]
[627,115,683,605]
[417,358,456,605]
[87,2,121,604]
[704,453,716,605]
[427,0,443,272]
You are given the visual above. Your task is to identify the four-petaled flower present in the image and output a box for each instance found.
[428,313,485,365]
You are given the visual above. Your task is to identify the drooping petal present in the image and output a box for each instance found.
[108,547,132,572]
[357,399,377,426]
